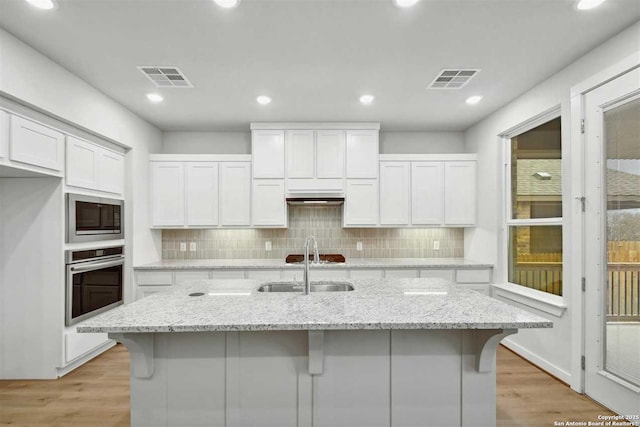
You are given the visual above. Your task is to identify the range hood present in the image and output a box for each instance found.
[286,193,345,206]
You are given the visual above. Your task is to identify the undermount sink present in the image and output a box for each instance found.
[257,281,355,293]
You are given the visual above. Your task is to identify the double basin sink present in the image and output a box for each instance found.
[258,281,354,293]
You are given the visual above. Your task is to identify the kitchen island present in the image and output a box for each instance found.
[79,278,551,427]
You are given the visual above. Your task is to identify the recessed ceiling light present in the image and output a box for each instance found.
[256,95,272,105]
[213,0,240,8]
[360,94,375,105]
[466,96,482,105]
[576,0,606,10]
[393,0,420,8]
[24,0,57,10]
[146,93,164,103]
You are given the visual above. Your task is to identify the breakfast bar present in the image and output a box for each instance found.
[79,278,551,427]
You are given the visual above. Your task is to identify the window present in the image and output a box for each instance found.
[506,116,563,296]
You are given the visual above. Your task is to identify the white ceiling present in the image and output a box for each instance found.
[0,0,639,132]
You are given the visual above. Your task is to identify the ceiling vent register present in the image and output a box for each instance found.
[428,69,480,89]
[138,66,193,88]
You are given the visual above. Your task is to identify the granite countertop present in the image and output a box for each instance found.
[78,278,551,333]
[134,258,493,270]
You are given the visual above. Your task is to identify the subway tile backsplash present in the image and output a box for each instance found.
[162,206,464,260]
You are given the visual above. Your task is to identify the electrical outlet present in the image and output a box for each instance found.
[433,240,440,250]
[356,241,363,251]
[180,242,187,252]
[265,241,272,251]
[190,242,197,252]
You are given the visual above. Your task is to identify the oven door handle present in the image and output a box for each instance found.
[69,259,124,273]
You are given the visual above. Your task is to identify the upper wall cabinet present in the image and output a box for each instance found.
[252,130,285,178]
[411,162,443,225]
[379,162,410,226]
[285,129,346,192]
[346,130,378,179]
[0,111,8,160]
[444,161,477,226]
[9,114,65,172]
[149,155,252,228]
[66,136,125,196]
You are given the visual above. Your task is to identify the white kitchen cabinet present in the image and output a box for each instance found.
[10,115,65,172]
[419,269,455,281]
[151,162,185,227]
[385,269,418,278]
[286,130,314,178]
[186,162,219,227]
[0,110,8,159]
[220,162,251,226]
[252,179,287,227]
[344,179,378,226]
[66,136,99,190]
[175,271,211,285]
[252,130,285,178]
[411,162,443,225]
[211,270,246,279]
[246,270,281,281]
[311,269,348,280]
[444,161,476,226]
[316,130,345,179]
[380,162,410,226]
[346,130,378,179]
[350,269,384,279]
[97,149,125,195]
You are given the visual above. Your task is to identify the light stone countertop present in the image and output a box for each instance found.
[134,258,493,270]
[78,278,551,333]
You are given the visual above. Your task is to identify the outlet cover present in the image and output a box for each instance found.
[356,242,363,251]
[180,242,187,252]
[190,242,197,252]
[433,241,440,250]
[265,241,272,251]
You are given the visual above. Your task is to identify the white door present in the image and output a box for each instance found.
[151,162,185,227]
[584,66,640,418]
[186,162,219,227]
[252,179,286,226]
[345,130,378,179]
[66,136,99,190]
[10,115,65,171]
[411,162,444,225]
[344,179,378,226]
[219,162,251,226]
[252,130,285,178]
[316,130,345,179]
[286,130,314,179]
[379,162,410,225]
[443,161,476,226]
[97,149,125,195]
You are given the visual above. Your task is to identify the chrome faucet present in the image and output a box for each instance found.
[303,235,319,295]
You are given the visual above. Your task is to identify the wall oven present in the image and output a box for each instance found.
[67,194,124,243]
[66,246,124,326]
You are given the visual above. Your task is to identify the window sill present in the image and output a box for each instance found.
[491,282,567,318]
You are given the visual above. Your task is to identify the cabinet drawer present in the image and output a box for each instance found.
[247,270,281,281]
[211,270,246,279]
[137,271,174,286]
[64,331,110,364]
[350,269,384,279]
[385,269,418,279]
[419,269,455,282]
[456,269,492,284]
[312,269,348,280]
[174,271,210,285]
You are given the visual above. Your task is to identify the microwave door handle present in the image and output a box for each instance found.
[70,259,124,273]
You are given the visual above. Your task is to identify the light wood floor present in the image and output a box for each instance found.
[0,344,615,427]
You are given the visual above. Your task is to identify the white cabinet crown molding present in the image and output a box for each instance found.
[251,122,380,130]
[150,154,252,162]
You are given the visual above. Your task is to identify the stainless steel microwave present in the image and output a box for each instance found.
[66,194,124,243]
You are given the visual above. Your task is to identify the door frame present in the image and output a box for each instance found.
[569,51,640,393]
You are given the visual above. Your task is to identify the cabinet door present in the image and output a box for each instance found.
[10,115,64,171]
[0,110,8,159]
[66,136,99,190]
[411,162,444,225]
[344,179,378,226]
[252,179,286,226]
[151,162,185,227]
[379,162,410,225]
[286,130,314,179]
[220,162,251,226]
[186,162,219,226]
[444,161,476,226]
[345,130,378,179]
[316,130,345,179]
[98,149,125,195]
[252,130,285,178]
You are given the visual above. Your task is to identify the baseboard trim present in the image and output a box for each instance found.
[501,337,572,385]
[57,340,117,377]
